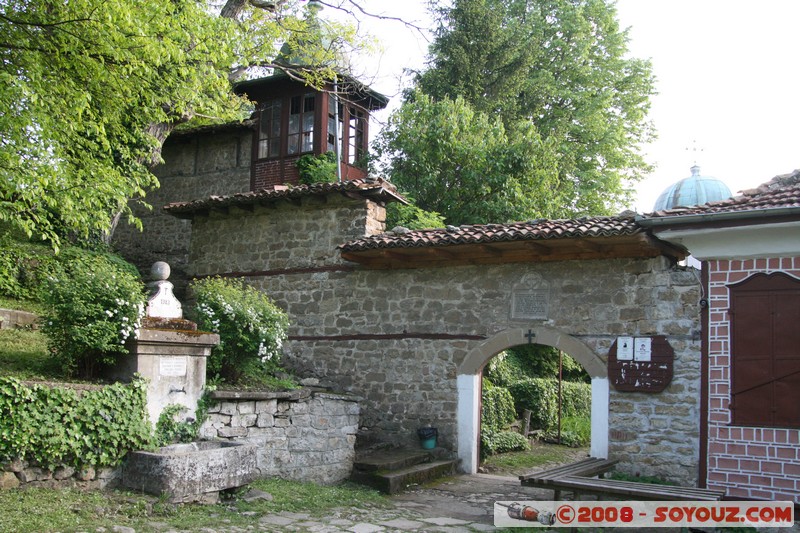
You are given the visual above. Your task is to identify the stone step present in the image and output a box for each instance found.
[353,448,433,473]
[352,459,458,495]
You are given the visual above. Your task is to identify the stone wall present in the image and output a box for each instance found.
[0,461,120,491]
[185,196,704,485]
[113,126,252,292]
[200,389,360,484]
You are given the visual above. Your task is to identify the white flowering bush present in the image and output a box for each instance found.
[41,250,146,378]
[191,277,289,385]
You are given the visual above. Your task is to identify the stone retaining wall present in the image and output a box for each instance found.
[200,389,360,484]
[0,461,120,491]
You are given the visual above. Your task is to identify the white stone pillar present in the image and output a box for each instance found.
[591,377,609,458]
[456,373,481,474]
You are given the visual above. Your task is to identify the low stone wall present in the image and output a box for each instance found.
[200,389,360,484]
[0,461,121,490]
[0,308,39,330]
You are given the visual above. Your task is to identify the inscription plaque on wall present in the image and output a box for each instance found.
[608,335,673,393]
[512,290,549,319]
[159,357,188,377]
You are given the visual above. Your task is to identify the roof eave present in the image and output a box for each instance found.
[636,206,800,229]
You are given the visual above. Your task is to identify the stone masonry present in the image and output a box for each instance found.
[113,126,253,293]
[199,390,360,484]
[182,191,703,485]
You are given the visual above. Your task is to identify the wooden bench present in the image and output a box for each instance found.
[520,457,619,500]
[551,475,725,501]
[520,457,725,501]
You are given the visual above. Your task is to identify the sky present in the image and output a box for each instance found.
[337,0,800,214]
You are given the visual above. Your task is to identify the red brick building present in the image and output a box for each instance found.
[641,170,800,502]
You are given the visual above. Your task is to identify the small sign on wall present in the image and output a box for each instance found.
[634,337,652,362]
[608,336,674,393]
[617,336,634,360]
[160,356,188,377]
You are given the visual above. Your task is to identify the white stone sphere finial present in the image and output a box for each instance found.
[151,261,171,281]
[147,261,182,319]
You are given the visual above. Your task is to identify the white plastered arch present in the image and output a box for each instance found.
[456,326,609,473]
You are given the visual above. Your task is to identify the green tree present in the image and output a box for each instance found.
[375,91,562,225]
[0,0,360,248]
[382,0,655,224]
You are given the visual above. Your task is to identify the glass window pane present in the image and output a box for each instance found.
[289,115,299,134]
[303,113,314,132]
[288,134,299,154]
[258,140,269,159]
[290,96,300,114]
[270,138,280,157]
[302,132,313,152]
[304,94,315,112]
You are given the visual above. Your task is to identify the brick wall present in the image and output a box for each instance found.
[252,157,301,190]
[706,257,800,502]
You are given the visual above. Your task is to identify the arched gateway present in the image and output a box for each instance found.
[156,179,702,485]
[457,327,608,473]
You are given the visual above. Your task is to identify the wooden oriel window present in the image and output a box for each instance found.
[730,272,800,428]
[256,93,316,160]
[257,99,282,159]
[288,93,316,155]
[347,106,366,165]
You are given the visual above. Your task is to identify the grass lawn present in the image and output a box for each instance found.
[0,478,389,532]
[0,328,61,380]
[0,296,44,314]
[481,441,590,477]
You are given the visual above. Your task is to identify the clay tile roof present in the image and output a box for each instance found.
[646,169,800,218]
[164,178,406,218]
[340,215,641,252]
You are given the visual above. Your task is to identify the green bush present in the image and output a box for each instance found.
[191,277,289,385]
[481,429,530,456]
[483,350,518,387]
[0,377,152,469]
[562,381,591,418]
[40,250,146,378]
[481,381,516,431]
[508,378,591,431]
[384,201,446,231]
[154,389,217,447]
[0,233,59,302]
[545,415,591,447]
[296,151,337,185]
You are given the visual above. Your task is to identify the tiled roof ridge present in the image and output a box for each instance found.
[164,177,402,214]
[340,214,641,252]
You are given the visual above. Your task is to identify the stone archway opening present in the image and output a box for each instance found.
[457,327,609,473]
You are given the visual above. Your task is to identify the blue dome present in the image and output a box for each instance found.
[653,165,732,211]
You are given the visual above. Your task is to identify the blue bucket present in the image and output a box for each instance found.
[417,427,438,449]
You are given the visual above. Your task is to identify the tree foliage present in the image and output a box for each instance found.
[375,91,562,225]
[381,0,655,224]
[0,0,362,248]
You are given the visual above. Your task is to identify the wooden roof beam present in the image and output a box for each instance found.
[525,241,553,255]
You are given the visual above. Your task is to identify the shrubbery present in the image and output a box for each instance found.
[0,232,60,302]
[296,151,337,185]
[481,382,516,431]
[191,276,289,386]
[0,377,152,469]
[508,378,591,431]
[481,429,530,456]
[41,250,146,378]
